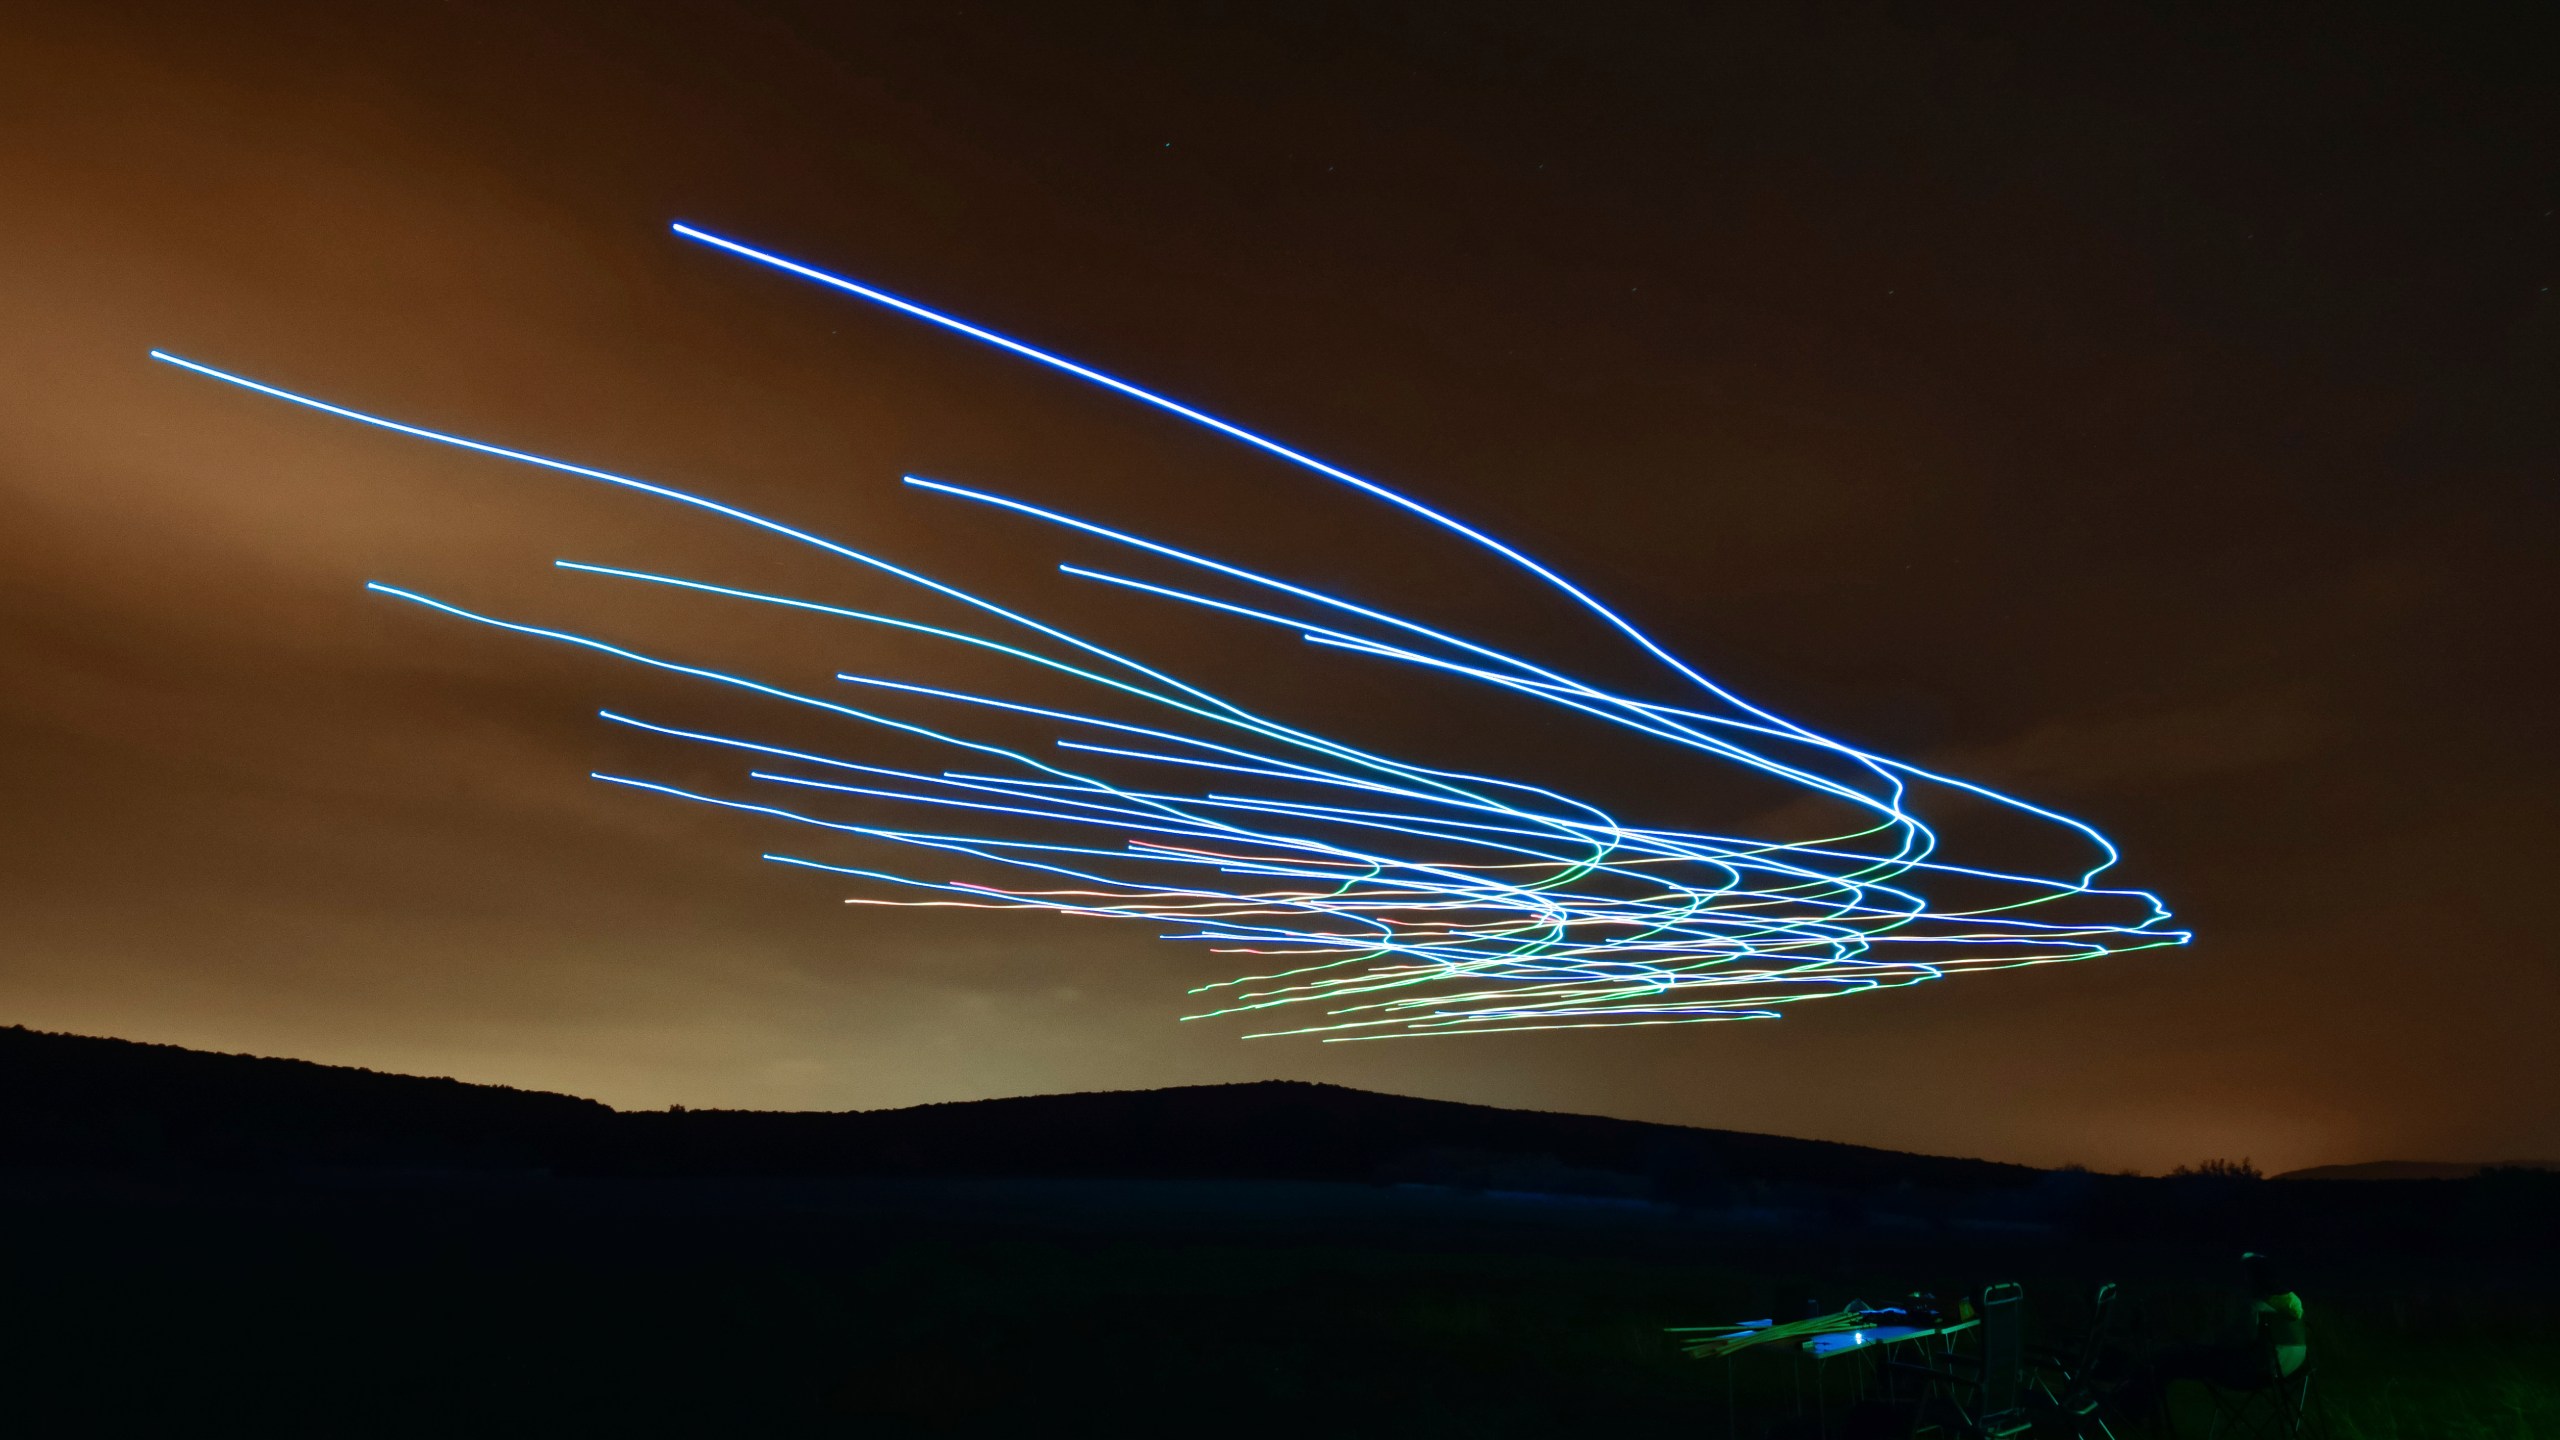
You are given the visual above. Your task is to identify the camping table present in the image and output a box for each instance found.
[1797,1317,1979,1434]
[1804,1317,1979,1360]
[1677,1312,1979,1438]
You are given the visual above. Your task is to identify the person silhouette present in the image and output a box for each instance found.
[2113,1250,2306,1421]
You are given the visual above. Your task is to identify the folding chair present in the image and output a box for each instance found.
[1886,1282,2033,1438]
[2206,1348,2324,1439]
[2026,1281,2117,1439]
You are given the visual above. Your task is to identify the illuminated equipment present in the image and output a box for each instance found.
[150,225,2185,1040]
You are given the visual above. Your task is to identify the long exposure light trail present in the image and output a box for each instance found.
[150,226,2186,1040]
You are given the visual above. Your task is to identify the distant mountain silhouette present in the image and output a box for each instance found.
[2274,1159,2560,1181]
[0,1024,2036,1194]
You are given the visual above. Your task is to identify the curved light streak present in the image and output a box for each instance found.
[147,228,2185,1040]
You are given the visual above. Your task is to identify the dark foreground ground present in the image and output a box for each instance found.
[2,1027,2551,1436]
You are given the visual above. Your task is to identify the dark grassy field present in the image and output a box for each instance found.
[2,1026,2550,1436]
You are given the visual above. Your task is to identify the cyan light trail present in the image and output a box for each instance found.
[149,225,2187,1039]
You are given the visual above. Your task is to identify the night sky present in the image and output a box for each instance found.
[4,2,2554,1174]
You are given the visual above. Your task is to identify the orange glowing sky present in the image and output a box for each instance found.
[2,2,2554,1174]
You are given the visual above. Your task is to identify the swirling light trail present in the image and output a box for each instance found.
[149,226,2185,1039]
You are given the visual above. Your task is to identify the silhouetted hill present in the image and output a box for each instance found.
[610,1081,2041,1193]
[5,1026,2557,1438]
[14,1025,2557,1256]
[0,1024,2033,1193]
[2275,1159,2560,1181]
[0,1024,611,1170]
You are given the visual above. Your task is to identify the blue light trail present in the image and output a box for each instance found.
[147,225,2186,1040]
